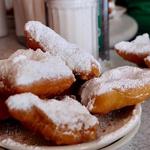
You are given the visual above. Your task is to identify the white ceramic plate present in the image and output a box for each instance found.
[109,14,138,48]
[0,121,141,150]
[0,105,141,150]
[102,120,140,150]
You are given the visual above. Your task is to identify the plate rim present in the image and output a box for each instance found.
[101,120,141,150]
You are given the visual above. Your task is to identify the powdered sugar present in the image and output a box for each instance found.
[0,49,74,85]
[12,55,27,63]
[6,93,98,130]
[25,21,100,73]
[81,66,150,108]
[115,33,150,55]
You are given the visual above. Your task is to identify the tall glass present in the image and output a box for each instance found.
[47,0,99,58]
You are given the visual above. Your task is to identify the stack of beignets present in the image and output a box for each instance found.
[1,21,150,146]
[0,21,102,145]
[0,49,99,144]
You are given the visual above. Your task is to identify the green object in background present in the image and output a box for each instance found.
[121,0,150,34]
[98,0,102,51]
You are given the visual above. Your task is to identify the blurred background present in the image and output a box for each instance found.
[0,0,149,58]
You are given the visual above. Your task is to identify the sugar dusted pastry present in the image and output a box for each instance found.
[6,93,99,145]
[0,49,75,97]
[80,66,150,114]
[24,21,101,80]
[115,33,150,65]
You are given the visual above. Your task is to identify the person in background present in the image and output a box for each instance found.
[116,0,150,34]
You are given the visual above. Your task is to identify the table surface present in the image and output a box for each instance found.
[0,31,150,150]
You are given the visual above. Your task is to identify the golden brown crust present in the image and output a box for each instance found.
[80,66,150,114]
[116,49,148,66]
[75,64,100,81]
[36,108,97,145]
[0,49,75,98]
[7,95,98,145]
[8,107,97,145]
[91,85,150,114]
[114,34,150,66]
[5,77,75,98]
